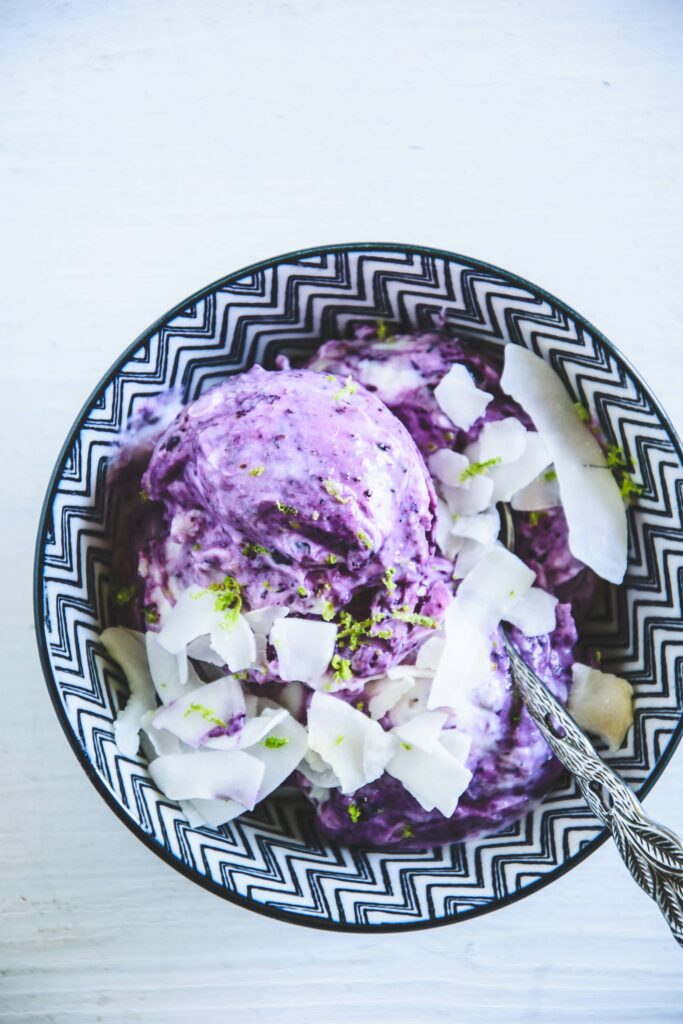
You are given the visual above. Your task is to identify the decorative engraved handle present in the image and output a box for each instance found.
[503,632,683,947]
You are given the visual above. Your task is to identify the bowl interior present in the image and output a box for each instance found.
[35,243,683,930]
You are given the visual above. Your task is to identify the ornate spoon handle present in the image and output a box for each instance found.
[503,632,683,947]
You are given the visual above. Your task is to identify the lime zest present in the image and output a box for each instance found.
[115,585,136,606]
[574,402,591,423]
[391,607,438,629]
[383,566,397,593]
[332,375,359,402]
[401,825,414,839]
[275,500,299,516]
[242,542,269,557]
[326,553,338,565]
[248,466,265,477]
[262,735,289,749]
[459,457,502,482]
[143,605,159,624]
[357,530,372,550]
[321,600,335,622]
[347,802,362,823]
[183,703,227,729]
[331,654,352,684]
[296,585,308,597]
[543,468,557,483]
[323,479,350,504]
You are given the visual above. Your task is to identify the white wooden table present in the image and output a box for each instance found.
[3,1,683,1019]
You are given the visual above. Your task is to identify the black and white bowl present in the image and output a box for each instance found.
[34,243,683,931]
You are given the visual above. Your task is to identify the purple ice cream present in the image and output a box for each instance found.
[137,365,448,677]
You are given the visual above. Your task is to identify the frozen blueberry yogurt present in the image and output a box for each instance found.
[103,322,634,849]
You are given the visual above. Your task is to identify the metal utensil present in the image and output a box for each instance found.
[498,503,683,946]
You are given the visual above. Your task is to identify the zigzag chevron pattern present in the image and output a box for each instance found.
[36,245,683,930]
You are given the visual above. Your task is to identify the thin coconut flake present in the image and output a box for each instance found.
[157,587,223,653]
[442,474,495,516]
[504,586,558,636]
[298,749,341,790]
[149,749,265,807]
[245,606,289,635]
[209,613,257,672]
[152,676,246,748]
[270,617,337,684]
[367,675,416,720]
[467,417,528,465]
[428,449,470,487]
[439,728,472,764]
[416,635,446,671]
[307,691,397,794]
[386,741,472,817]
[393,710,448,752]
[139,709,185,758]
[185,704,308,826]
[204,705,288,751]
[451,537,497,580]
[500,345,627,583]
[146,631,201,705]
[429,547,535,710]
[186,635,228,667]
[511,468,561,511]
[434,364,493,430]
[484,431,552,503]
[101,627,157,756]
[568,663,634,752]
[452,508,500,546]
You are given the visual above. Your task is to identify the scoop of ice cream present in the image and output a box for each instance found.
[300,603,577,846]
[138,365,441,674]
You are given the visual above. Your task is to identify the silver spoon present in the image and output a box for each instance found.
[498,503,683,946]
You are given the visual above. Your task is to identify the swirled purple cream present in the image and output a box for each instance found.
[103,325,635,847]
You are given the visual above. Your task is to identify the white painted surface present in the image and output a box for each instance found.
[2,0,683,1019]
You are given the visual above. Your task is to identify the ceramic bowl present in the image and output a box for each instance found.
[35,243,683,931]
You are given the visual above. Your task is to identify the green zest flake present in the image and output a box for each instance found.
[115,585,136,606]
[183,703,227,729]
[321,600,335,622]
[331,655,352,684]
[205,575,242,626]
[249,466,265,477]
[543,468,557,483]
[332,375,359,402]
[427,442,438,452]
[574,402,591,423]
[192,542,202,551]
[326,553,338,565]
[323,479,350,504]
[383,566,397,593]
[297,585,308,597]
[325,374,335,383]
[444,431,455,443]
[509,589,516,598]
[347,802,362,823]
[357,530,372,550]
[355,700,365,711]
[139,488,150,502]
[391,607,438,629]
[262,580,271,591]
[459,457,502,482]
[144,605,159,624]
[529,511,540,527]
[606,444,630,469]
[335,734,344,746]
[242,542,269,558]
[262,735,289,749]
[401,825,414,839]
[276,500,299,516]
[401,741,412,751]
[619,473,643,500]
[376,319,388,341]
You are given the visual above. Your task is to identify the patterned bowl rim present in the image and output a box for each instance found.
[33,241,683,933]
